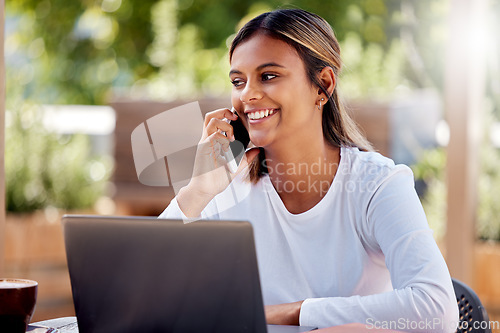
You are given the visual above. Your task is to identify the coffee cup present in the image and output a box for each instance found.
[0,278,38,333]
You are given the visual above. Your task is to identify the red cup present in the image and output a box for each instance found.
[0,278,38,333]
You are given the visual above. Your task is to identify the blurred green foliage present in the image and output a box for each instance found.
[486,0,500,120]
[6,0,156,104]
[412,112,500,242]
[5,96,112,212]
[411,148,447,241]
[478,143,500,241]
[5,0,451,104]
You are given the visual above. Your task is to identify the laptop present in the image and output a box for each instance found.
[62,215,316,333]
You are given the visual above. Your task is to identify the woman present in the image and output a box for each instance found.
[160,8,458,332]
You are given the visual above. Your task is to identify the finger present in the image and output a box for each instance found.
[204,108,238,127]
[206,118,234,141]
[192,139,228,178]
[208,132,231,154]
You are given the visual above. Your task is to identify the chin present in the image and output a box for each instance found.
[249,134,271,149]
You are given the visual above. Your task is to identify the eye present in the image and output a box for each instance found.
[231,79,245,87]
[262,73,277,81]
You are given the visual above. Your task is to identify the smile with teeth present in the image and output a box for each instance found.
[247,109,276,120]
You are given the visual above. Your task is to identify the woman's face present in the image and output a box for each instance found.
[229,33,321,150]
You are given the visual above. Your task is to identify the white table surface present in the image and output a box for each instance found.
[29,317,79,333]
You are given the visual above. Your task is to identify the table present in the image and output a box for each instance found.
[29,317,78,333]
[30,317,403,332]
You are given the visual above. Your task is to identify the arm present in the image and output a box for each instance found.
[298,167,458,332]
[265,301,304,325]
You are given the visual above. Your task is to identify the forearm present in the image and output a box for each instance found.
[176,184,214,218]
[299,286,457,332]
[265,301,304,326]
[158,185,217,221]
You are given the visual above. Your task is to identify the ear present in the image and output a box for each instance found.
[317,66,336,99]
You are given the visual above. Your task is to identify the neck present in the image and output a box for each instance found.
[264,139,341,214]
[266,142,339,179]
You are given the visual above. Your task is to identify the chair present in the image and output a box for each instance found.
[452,278,491,333]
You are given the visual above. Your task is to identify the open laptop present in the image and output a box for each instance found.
[62,215,316,333]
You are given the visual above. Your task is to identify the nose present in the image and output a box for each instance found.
[239,79,263,104]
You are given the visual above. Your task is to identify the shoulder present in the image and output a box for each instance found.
[340,148,428,254]
[339,146,414,187]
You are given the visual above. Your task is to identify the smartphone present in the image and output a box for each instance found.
[229,112,250,149]
[223,108,250,173]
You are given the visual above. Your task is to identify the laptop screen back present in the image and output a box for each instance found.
[63,215,267,333]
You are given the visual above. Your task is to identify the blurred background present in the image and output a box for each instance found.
[3,0,500,327]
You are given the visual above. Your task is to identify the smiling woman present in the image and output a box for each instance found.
[159,8,459,332]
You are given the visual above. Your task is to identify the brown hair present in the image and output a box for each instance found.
[229,9,373,182]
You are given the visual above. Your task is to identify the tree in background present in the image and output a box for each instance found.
[6,0,451,105]
[6,0,157,105]
[146,0,450,100]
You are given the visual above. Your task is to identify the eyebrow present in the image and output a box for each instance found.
[229,62,285,76]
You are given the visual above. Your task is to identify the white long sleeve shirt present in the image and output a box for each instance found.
[159,147,458,332]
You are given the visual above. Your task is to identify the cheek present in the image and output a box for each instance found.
[230,91,242,109]
[276,76,316,103]
[230,92,246,123]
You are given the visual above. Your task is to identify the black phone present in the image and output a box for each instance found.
[223,112,250,172]
[230,115,250,149]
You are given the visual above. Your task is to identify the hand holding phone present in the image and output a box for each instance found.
[176,107,257,218]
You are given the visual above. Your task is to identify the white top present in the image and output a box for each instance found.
[159,147,458,332]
